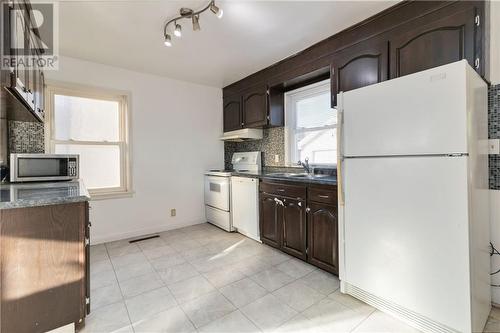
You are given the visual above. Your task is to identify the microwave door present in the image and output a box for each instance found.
[18,158,69,178]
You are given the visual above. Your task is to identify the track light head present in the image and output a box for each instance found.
[164,34,172,47]
[192,15,200,31]
[174,23,182,37]
[210,2,223,19]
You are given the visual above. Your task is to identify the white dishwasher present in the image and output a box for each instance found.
[231,176,260,242]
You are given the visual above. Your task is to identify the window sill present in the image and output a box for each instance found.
[89,190,135,201]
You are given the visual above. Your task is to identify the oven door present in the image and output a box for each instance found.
[204,175,230,211]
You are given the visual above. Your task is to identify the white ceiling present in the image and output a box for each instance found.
[58,1,397,87]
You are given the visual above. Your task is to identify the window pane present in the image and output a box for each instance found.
[54,95,120,142]
[55,144,121,189]
[295,92,336,129]
[296,128,337,164]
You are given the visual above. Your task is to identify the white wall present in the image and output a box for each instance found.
[46,56,223,244]
[490,1,500,304]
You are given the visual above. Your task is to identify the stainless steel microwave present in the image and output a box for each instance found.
[10,154,79,182]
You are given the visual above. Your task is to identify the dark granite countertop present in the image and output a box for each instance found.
[0,179,90,209]
[231,169,337,185]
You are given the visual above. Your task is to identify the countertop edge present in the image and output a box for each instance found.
[230,172,338,185]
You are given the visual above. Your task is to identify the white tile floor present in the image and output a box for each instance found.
[84,223,498,333]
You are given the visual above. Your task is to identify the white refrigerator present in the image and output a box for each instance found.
[337,60,490,333]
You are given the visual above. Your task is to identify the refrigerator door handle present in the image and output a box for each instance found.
[337,92,345,206]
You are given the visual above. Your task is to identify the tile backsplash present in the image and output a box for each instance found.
[490,84,500,190]
[224,127,285,169]
[8,120,45,154]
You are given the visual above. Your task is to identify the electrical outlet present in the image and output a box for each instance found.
[274,154,280,163]
[170,209,176,217]
[489,139,500,155]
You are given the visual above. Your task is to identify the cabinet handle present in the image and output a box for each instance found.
[306,207,311,213]
[277,189,285,192]
[318,195,329,199]
[298,201,302,207]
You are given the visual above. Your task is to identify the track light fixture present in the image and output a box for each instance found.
[162,0,222,47]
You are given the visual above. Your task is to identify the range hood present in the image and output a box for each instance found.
[220,128,263,142]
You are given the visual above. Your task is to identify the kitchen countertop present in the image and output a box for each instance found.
[231,170,337,185]
[0,179,90,209]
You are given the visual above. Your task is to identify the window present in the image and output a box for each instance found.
[285,80,337,166]
[45,84,132,199]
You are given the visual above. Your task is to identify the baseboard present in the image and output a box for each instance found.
[90,219,206,244]
[341,281,459,333]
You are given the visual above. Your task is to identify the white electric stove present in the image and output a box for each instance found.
[204,151,261,232]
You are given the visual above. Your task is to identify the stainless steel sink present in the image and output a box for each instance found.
[267,172,330,179]
[266,172,303,177]
[292,174,330,178]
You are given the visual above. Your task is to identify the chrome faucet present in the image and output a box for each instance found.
[298,157,311,174]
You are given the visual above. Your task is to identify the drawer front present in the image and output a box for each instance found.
[308,187,337,205]
[260,181,306,199]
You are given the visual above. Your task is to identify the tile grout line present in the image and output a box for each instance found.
[106,243,135,331]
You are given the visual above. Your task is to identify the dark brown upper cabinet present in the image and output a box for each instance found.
[2,0,46,122]
[222,84,284,132]
[223,2,484,120]
[223,94,242,132]
[242,85,268,128]
[330,39,389,107]
[389,6,477,79]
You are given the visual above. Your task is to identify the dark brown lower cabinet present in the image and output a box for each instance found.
[0,202,90,333]
[259,180,338,274]
[307,202,338,274]
[259,193,281,248]
[281,198,307,260]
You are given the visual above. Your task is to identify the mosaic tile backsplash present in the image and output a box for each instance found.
[490,84,500,190]
[224,127,285,169]
[8,120,45,154]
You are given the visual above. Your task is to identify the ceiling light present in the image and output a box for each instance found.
[162,1,223,47]
[192,15,200,31]
[174,23,182,37]
[164,34,172,47]
[210,2,223,19]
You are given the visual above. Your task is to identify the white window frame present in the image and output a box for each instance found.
[284,79,336,167]
[45,82,133,200]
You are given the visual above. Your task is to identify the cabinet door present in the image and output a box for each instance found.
[223,95,242,132]
[242,85,268,128]
[330,39,388,107]
[282,198,307,260]
[85,202,90,315]
[390,7,476,79]
[259,193,281,248]
[9,1,29,102]
[0,203,87,332]
[307,202,338,274]
[36,70,45,120]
